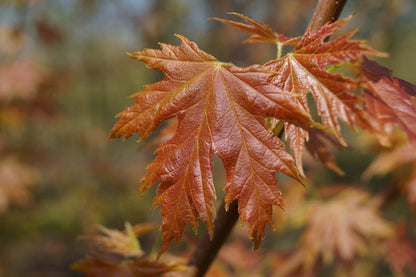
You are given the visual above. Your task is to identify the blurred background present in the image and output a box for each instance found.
[0,0,415,276]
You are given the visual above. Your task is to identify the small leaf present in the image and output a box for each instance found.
[363,143,416,209]
[211,13,299,45]
[83,223,158,258]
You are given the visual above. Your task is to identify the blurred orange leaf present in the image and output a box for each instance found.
[83,222,158,258]
[301,188,392,267]
[73,222,185,277]
[363,143,416,208]
[0,156,38,212]
[361,58,416,145]
[0,59,47,101]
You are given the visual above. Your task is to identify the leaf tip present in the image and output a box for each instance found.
[173,33,186,42]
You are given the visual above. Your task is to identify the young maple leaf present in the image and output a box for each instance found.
[73,222,185,277]
[263,16,385,173]
[360,58,416,145]
[82,222,158,258]
[109,35,317,255]
[266,15,383,135]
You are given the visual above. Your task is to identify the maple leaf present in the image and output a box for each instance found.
[363,143,416,209]
[360,58,416,145]
[217,239,264,273]
[82,222,158,258]
[73,222,185,277]
[265,16,384,138]
[257,16,384,174]
[109,35,317,255]
[300,188,392,268]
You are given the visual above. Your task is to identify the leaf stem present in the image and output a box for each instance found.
[277,42,282,59]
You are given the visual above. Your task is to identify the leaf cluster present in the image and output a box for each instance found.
[109,13,416,256]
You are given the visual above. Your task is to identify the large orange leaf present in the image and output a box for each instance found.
[109,35,316,255]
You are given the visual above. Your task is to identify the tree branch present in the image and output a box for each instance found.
[188,200,239,277]
[308,0,348,33]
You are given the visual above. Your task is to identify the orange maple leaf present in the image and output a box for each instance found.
[109,35,316,255]
[363,143,416,209]
[263,16,384,173]
[301,188,392,266]
[266,16,382,136]
[360,58,416,145]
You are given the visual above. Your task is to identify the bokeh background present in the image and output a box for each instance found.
[0,0,415,276]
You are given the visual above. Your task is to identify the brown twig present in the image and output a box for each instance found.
[188,200,239,277]
[308,0,348,33]
[187,1,349,276]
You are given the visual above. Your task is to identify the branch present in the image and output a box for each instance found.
[308,0,348,33]
[188,200,239,277]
